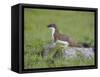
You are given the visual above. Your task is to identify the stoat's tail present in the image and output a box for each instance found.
[76,42,92,48]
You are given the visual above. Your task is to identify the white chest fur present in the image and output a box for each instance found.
[49,27,69,47]
[49,27,55,40]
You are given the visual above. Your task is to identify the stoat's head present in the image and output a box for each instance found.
[47,24,57,30]
[47,24,57,34]
[47,24,59,34]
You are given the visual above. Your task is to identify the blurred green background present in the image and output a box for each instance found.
[24,8,95,69]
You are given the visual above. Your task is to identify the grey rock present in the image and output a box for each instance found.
[64,47,94,59]
[43,44,94,59]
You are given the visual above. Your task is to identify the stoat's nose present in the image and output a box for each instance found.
[47,25,51,28]
[47,25,49,28]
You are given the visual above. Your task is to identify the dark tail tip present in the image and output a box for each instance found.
[82,42,91,48]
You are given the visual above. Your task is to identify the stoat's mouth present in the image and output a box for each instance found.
[48,27,55,30]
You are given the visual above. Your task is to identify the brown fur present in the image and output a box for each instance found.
[48,24,83,47]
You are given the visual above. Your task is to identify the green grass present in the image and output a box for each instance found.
[24,8,95,69]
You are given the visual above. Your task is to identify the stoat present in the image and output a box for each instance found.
[47,24,78,47]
